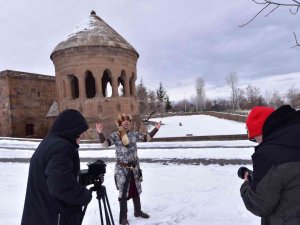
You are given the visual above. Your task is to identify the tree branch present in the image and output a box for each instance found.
[239,3,271,27]
[240,0,300,27]
[290,5,299,14]
[291,32,300,48]
[241,1,300,47]
[142,111,156,122]
[265,5,279,17]
[265,0,300,7]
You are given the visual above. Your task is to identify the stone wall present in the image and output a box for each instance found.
[52,46,141,138]
[202,111,247,123]
[5,71,56,138]
[60,96,140,138]
[0,75,12,136]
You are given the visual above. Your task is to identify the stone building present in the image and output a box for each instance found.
[51,10,141,137]
[0,11,142,138]
[0,70,56,138]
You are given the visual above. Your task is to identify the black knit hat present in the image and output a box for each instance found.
[263,105,299,139]
[49,109,89,141]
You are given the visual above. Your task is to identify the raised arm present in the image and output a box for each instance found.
[140,121,161,142]
[96,122,113,147]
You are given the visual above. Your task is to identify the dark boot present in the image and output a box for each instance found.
[133,196,150,219]
[119,198,129,225]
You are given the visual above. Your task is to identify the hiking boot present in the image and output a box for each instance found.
[119,198,129,224]
[133,196,150,219]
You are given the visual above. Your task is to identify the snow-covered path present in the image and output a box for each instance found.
[0,162,259,225]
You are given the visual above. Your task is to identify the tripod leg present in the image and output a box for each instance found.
[97,186,115,225]
[102,197,111,225]
[96,190,104,225]
[103,189,115,225]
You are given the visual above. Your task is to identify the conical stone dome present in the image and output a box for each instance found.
[50,10,138,59]
[50,11,142,138]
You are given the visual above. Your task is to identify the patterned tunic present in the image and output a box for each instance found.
[106,131,148,198]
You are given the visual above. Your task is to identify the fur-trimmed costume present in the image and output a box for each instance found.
[100,129,157,198]
[98,114,159,224]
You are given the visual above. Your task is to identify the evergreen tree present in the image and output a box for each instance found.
[136,78,148,115]
[156,82,166,103]
[156,82,167,116]
[165,95,172,111]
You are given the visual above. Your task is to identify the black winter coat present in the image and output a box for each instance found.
[21,109,92,225]
[241,105,300,225]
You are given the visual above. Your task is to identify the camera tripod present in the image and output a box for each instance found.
[81,181,115,225]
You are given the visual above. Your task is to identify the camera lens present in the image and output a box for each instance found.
[238,166,249,179]
[237,166,253,181]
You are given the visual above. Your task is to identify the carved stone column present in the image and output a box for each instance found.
[130,75,137,97]
[78,73,86,99]
[95,69,103,97]
[111,75,118,97]
[65,77,72,99]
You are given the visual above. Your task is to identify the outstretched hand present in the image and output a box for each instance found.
[96,122,104,133]
[155,121,161,129]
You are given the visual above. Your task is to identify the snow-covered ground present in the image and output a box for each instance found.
[150,115,246,137]
[0,115,260,225]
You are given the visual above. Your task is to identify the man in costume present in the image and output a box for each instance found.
[96,113,161,225]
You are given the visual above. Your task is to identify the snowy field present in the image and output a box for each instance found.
[150,115,246,137]
[0,115,260,225]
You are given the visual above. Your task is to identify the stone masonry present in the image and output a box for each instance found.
[51,11,142,137]
[0,70,56,137]
[0,11,143,138]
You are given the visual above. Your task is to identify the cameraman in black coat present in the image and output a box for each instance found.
[21,109,92,225]
[241,105,300,225]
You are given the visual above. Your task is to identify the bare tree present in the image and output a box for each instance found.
[173,99,193,112]
[142,90,158,121]
[226,72,240,111]
[205,99,213,110]
[240,0,300,47]
[265,89,284,108]
[245,84,265,108]
[286,85,300,108]
[237,88,246,110]
[210,98,231,111]
[195,77,206,112]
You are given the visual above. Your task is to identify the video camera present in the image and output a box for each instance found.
[79,159,107,186]
[79,159,115,225]
[237,166,253,181]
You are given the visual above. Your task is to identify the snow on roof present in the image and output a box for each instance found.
[51,11,138,58]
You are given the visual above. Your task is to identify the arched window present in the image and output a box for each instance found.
[102,70,112,97]
[118,70,126,96]
[68,75,79,99]
[85,70,96,98]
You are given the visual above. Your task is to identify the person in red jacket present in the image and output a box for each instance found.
[21,109,92,225]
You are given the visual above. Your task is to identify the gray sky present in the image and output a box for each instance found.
[0,0,299,101]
